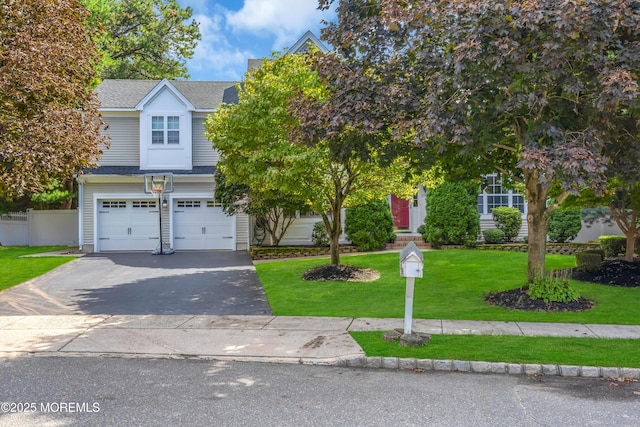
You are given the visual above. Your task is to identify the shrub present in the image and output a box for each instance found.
[527,271,579,303]
[548,208,582,243]
[575,252,602,272]
[425,181,480,248]
[311,221,329,247]
[599,235,626,258]
[491,207,522,242]
[482,228,505,244]
[417,224,428,242]
[345,199,395,251]
[582,249,605,261]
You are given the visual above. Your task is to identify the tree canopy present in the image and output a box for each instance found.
[81,0,200,79]
[0,0,106,198]
[309,0,640,280]
[206,52,417,265]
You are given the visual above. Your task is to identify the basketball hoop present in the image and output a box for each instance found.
[144,173,174,195]
[151,187,164,198]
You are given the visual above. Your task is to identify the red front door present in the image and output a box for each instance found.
[390,194,409,228]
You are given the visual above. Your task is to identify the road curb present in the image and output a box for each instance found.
[7,351,640,380]
[333,355,640,379]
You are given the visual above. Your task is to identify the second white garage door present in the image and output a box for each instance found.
[173,199,234,250]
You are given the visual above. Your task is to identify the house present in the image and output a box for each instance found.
[77,79,248,253]
[78,32,330,253]
[79,32,593,254]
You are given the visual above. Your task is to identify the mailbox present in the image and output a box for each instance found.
[399,241,424,278]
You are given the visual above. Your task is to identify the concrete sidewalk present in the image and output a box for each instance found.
[1,315,639,370]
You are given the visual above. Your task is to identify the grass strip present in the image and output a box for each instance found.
[351,331,640,368]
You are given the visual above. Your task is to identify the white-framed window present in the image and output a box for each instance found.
[132,201,157,208]
[177,200,201,208]
[151,115,180,145]
[477,174,526,216]
[102,201,127,209]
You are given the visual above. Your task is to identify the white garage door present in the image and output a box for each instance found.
[173,199,234,250]
[98,200,159,251]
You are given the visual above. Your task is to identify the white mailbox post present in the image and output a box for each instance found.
[399,241,424,335]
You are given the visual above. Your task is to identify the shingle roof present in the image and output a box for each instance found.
[95,80,239,110]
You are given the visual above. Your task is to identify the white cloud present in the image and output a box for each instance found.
[187,13,254,81]
[225,0,329,49]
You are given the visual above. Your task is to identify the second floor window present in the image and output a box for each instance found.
[151,115,180,144]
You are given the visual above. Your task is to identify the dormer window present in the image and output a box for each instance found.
[151,115,180,144]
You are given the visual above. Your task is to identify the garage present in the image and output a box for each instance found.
[173,199,235,250]
[97,200,159,251]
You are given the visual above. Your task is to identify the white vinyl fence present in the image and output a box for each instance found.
[0,210,78,246]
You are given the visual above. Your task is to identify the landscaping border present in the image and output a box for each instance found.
[249,242,601,260]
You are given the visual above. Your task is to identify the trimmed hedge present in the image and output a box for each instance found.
[491,207,522,242]
[548,208,582,243]
[482,228,505,244]
[425,181,480,248]
[599,235,626,258]
[576,252,603,272]
[345,199,395,251]
[249,245,359,260]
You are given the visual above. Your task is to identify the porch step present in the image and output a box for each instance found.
[386,235,430,250]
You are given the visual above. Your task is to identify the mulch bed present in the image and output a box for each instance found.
[302,265,380,282]
[571,258,640,287]
[486,258,639,312]
[485,288,595,312]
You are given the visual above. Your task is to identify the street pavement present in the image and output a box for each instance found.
[2,357,639,427]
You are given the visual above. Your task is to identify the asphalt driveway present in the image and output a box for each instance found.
[0,252,272,316]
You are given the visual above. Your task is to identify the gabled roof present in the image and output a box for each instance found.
[288,30,329,54]
[135,79,196,111]
[245,31,329,76]
[96,79,239,111]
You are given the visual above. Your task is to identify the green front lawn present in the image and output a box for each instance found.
[0,246,77,292]
[255,250,640,324]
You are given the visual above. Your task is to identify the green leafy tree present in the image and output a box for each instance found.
[0,0,106,198]
[81,0,200,79]
[214,169,304,246]
[206,53,416,266]
[30,179,75,210]
[345,199,395,251]
[311,0,640,281]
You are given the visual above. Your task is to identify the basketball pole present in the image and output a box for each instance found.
[158,189,163,255]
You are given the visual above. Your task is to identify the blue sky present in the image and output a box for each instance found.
[177,0,336,81]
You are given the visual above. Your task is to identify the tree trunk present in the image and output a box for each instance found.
[525,173,550,282]
[321,191,345,267]
[624,233,636,262]
[329,228,341,266]
[608,206,638,262]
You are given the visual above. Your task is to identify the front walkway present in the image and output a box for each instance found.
[1,315,639,367]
